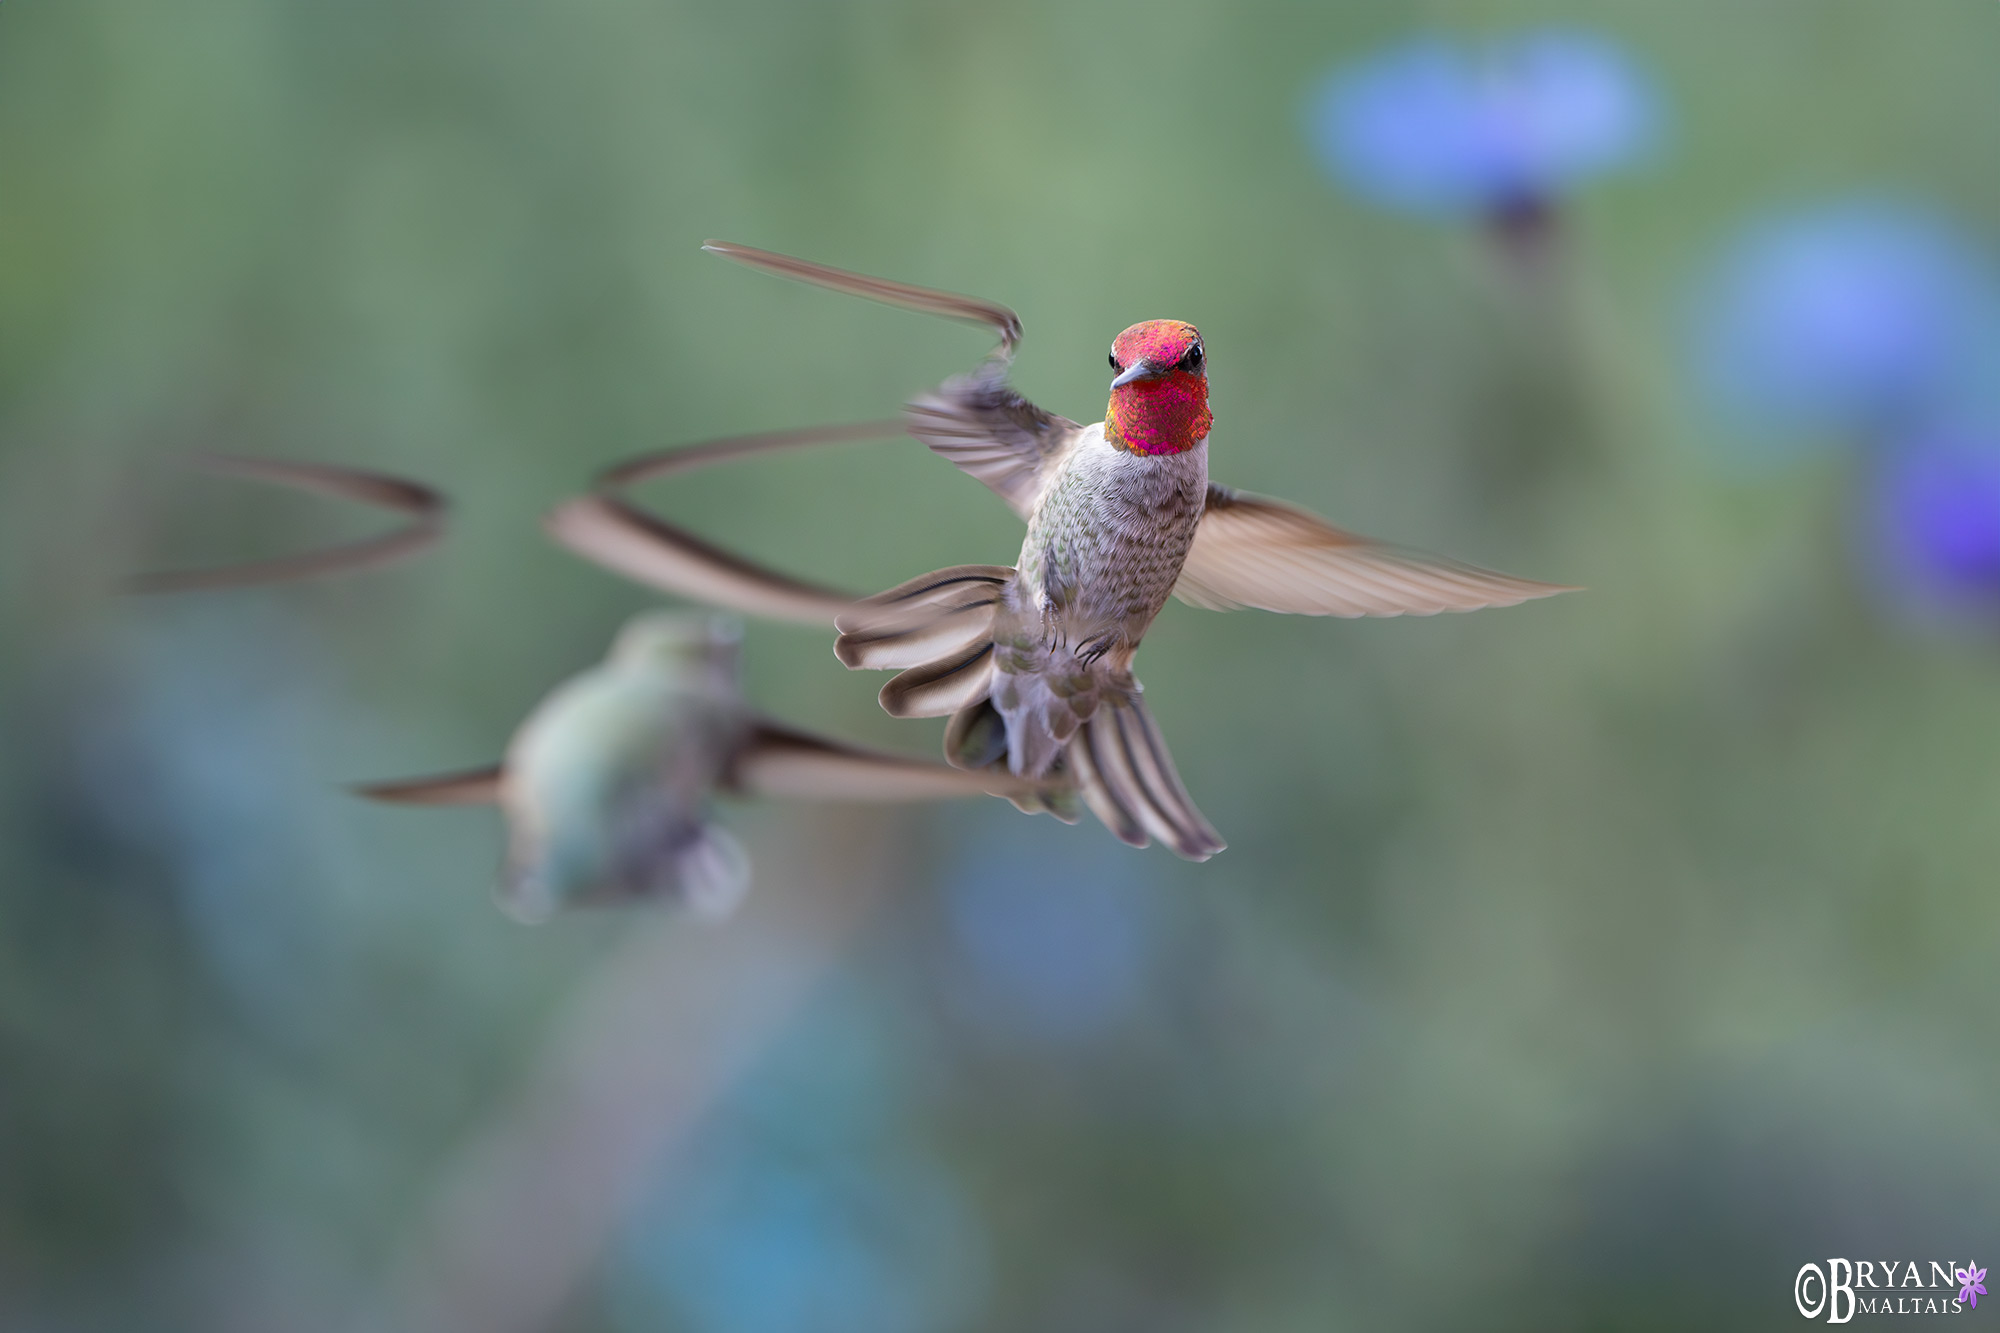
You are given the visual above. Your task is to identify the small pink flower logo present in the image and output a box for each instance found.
[1958,1264,1987,1309]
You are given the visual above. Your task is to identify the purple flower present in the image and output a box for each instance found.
[1691,201,2000,452]
[1958,1264,1986,1309]
[1862,420,2000,612]
[1309,29,1658,221]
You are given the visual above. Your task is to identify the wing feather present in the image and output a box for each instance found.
[725,721,1043,803]
[128,453,446,592]
[354,764,504,806]
[702,241,1023,351]
[1175,486,1579,617]
[545,494,855,626]
[905,362,1084,519]
[702,240,1079,518]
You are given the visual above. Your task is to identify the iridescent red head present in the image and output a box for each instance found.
[1105,320,1211,456]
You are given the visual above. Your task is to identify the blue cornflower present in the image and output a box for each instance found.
[1309,29,1659,222]
[939,813,1152,1047]
[1691,200,2000,451]
[609,1004,983,1333]
[1862,419,2000,613]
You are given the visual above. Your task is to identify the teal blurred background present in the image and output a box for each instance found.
[5,2,2000,1329]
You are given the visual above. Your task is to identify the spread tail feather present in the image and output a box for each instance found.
[1070,693,1225,862]
[833,564,1008,670]
[836,565,1011,718]
[944,698,1082,824]
[832,562,1223,860]
[502,821,750,926]
[877,641,995,718]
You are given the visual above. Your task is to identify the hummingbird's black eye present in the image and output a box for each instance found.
[1109,353,1120,371]
[1184,345,1204,373]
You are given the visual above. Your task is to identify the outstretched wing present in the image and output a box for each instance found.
[128,453,446,592]
[545,421,895,623]
[545,494,857,626]
[905,361,1085,519]
[702,240,1023,352]
[725,721,1048,804]
[1175,486,1580,617]
[704,240,1081,520]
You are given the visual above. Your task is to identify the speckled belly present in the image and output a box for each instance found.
[1014,448,1207,652]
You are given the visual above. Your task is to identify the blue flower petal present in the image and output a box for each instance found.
[1691,200,2000,446]
[1861,418,2000,613]
[1311,29,1658,217]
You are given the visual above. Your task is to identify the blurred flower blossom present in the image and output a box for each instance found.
[1691,201,2000,451]
[610,998,983,1333]
[1958,1265,1986,1310]
[55,605,351,1028]
[1860,419,2000,614]
[615,1146,975,1333]
[1309,29,1658,223]
[940,813,1155,1047]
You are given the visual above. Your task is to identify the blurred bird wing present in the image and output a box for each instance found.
[353,764,505,805]
[545,493,857,625]
[727,721,1046,803]
[703,240,1023,352]
[128,453,446,592]
[703,240,1079,519]
[906,366,1086,519]
[1174,486,1581,617]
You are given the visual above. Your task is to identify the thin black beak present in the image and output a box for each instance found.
[1110,359,1162,389]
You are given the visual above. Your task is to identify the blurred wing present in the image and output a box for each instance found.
[906,363,1086,519]
[703,240,1079,518]
[1175,486,1580,617]
[726,721,1044,803]
[353,764,504,805]
[548,421,898,623]
[545,494,856,625]
[703,240,1022,352]
[129,453,446,592]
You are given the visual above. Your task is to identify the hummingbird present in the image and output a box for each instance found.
[679,242,1580,862]
[359,611,1057,922]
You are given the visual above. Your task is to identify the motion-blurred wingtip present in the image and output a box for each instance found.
[350,764,503,806]
[126,452,447,592]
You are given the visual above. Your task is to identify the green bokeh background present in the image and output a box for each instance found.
[3,2,1998,1329]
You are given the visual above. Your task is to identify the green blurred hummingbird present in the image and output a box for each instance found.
[360,611,1055,922]
[673,243,1580,862]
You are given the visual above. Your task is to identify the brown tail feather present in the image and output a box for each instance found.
[835,590,1001,670]
[834,565,1012,633]
[1073,695,1224,861]
[944,698,1009,771]
[878,641,996,718]
[836,565,1013,718]
[1066,731,1146,849]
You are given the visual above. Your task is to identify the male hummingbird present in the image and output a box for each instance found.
[543,245,1579,862]
[360,611,1054,922]
[671,243,1579,863]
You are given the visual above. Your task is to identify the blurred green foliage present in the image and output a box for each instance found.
[5,1,2000,1330]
